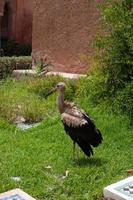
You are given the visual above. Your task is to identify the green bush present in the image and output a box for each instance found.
[0,76,78,123]
[79,0,133,120]
[0,78,50,123]
[76,68,133,120]
[113,82,133,119]
[0,56,32,79]
[0,74,132,123]
[27,75,78,101]
[76,69,108,104]
[94,0,133,95]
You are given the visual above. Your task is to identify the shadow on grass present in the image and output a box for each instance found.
[74,157,106,167]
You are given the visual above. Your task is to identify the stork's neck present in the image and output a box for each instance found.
[57,91,65,114]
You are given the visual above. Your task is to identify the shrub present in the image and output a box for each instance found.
[27,75,78,101]
[0,56,32,79]
[76,68,133,120]
[94,0,133,96]
[76,69,108,104]
[0,78,50,123]
[113,82,133,119]
[0,76,78,123]
[79,0,133,120]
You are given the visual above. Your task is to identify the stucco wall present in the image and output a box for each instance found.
[0,0,17,40]
[0,0,32,45]
[0,0,4,15]
[15,0,32,44]
[32,0,101,73]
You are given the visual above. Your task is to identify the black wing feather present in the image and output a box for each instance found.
[62,113,103,157]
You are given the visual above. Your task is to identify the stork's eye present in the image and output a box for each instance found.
[57,85,59,88]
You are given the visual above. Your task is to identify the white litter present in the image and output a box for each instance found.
[11,176,21,182]
[61,170,69,179]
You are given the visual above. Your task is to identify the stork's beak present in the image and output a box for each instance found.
[45,87,57,98]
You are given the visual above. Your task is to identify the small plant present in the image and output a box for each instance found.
[32,55,52,76]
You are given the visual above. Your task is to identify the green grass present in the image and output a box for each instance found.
[0,77,132,200]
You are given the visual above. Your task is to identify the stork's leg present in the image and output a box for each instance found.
[73,142,80,163]
[73,141,76,160]
[76,145,80,162]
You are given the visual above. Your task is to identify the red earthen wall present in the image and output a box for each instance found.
[0,0,4,15]
[15,0,32,44]
[32,0,102,73]
[0,0,32,45]
[0,0,17,40]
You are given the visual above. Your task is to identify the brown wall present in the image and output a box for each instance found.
[15,0,32,44]
[0,0,4,15]
[32,0,101,73]
[0,0,32,45]
[0,0,17,40]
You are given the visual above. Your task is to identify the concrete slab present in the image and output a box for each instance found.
[104,176,133,200]
[12,69,87,80]
[12,69,36,78]
[0,188,36,200]
[46,71,87,79]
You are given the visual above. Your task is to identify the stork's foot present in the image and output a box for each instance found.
[72,142,80,164]
[73,141,76,161]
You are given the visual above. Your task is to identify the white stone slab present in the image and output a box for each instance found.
[12,69,87,80]
[13,70,36,76]
[46,71,87,79]
[104,176,133,200]
[0,188,36,200]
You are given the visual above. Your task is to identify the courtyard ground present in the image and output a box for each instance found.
[0,77,132,200]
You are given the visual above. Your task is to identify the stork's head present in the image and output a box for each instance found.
[46,82,66,97]
[56,82,66,92]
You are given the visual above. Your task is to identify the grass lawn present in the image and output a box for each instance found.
[0,77,132,200]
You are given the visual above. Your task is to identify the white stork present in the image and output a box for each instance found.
[47,82,103,159]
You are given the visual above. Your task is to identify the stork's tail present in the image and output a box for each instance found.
[83,114,103,147]
[76,139,93,157]
[91,128,103,147]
